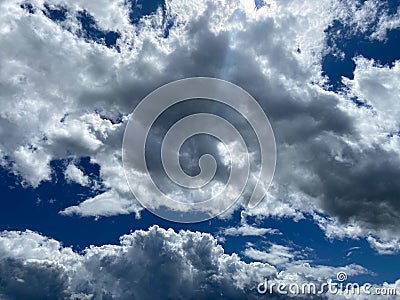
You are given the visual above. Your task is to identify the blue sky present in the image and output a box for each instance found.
[1,0,400,299]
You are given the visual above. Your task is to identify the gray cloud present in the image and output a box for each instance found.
[0,227,374,300]
[0,258,69,300]
[0,227,275,299]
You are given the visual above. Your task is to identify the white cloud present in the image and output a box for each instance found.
[371,6,400,41]
[12,145,52,187]
[342,57,400,149]
[244,244,294,266]
[282,262,369,281]
[64,163,89,186]
[60,189,140,218]
[223,224,281,237]
[313,213,400,255]
[221,211,281,237]
[0,227,383,299]
[367,236,400,255]
[0,226,277,299]
[313,214,367,240]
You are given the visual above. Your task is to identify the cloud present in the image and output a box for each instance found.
[59,189,140,218]
[0,258,70,300]
[244,244,294,266]
[366,236,400,255]
[371,6,400,41]
[0,227,381,299]
[221,211,282,237]
[0,227,277,299]
[64,163,90,186]
[0,0,400,247]
[346,247,361,257]
[223,225,281,237]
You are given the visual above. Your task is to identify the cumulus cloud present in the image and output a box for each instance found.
[0,226,381,300]
[0,227,276,299]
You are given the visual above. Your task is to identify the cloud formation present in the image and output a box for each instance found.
[0,226,380,300]
[0,0,399,250]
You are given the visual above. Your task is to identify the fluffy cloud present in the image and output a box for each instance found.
[64,163,90,186]
[0,226,382,300]
[0,227,276,299]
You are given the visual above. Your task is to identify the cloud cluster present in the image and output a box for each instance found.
[0,227,273,299]
[0,0,400,250]
[0,226,381,300]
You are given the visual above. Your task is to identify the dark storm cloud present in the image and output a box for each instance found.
[314,145,400,232]
[0,258,68,300]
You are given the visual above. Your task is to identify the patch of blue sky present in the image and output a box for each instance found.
[20,2,121,49]
[129,0,166,24]
[322,0,400,92]
[128,0,175,38]
[254,0,266,10]
[223,214,400,285]
[20,2,35,14]
[42,3,67,22]
[76,10,121,49]
[297,220,397,284]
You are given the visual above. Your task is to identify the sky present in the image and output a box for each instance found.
[0,0,399,299]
